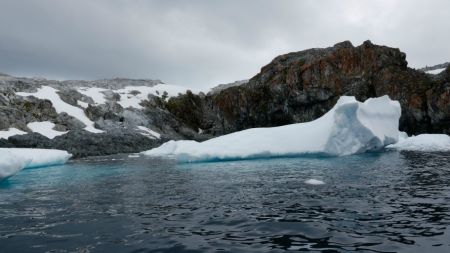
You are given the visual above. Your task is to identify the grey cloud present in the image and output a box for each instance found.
[0,0,449,89]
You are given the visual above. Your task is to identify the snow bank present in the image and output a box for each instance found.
[387,134,450,152]
[0,148,72,180]
[0,127,27,139]
[17,86,103,133]
[27,121,67,139]
[143,96,401,162]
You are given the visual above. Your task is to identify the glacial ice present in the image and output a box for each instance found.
[143,96,401,162]
[387,134,450,152]
[0,148,72,180]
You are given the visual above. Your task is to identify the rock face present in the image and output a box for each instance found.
[0,76,209,157]
[0,41,449,157]
[167,40,450,136]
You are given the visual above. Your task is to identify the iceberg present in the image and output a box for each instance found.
[387,134,450,152]
[0,148,72,180]
[143,96,401,162]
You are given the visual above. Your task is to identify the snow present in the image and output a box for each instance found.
[0,148,72,180]
[17,86,103,133]
[426,68,446,75]
[27,121,67,139]
[304,179,325,185]
[137,126,161,139]
[77,87,107,105]
[74,84,197,109]
[143,96,401,162]
[115,85,197,109]
[387,134,450,152]
[77,100,89,108]
[0,127,27,139]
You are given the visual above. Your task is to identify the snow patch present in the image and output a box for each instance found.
[304,179,325,185]
[27,121,67,139]
[17,86,103,133]
[77,87,107,105]
[77,100,89,108]
[137,126,161,139]
[426,68,446,75]
[143,96,401,162]
[387,134,450,152]
[0,148,72,180]
[0,128,27,139]
[115,85,197,109]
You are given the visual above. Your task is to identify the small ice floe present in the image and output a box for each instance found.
[128,154,140,158]
[0,148,72,180]
[304,179,325,185]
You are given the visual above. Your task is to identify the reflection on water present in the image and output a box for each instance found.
[1,151,450,252]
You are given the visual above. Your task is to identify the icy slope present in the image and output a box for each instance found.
[143,96,401,162]
[0,148,72,180]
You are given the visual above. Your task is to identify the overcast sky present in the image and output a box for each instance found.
[0,0,448,89]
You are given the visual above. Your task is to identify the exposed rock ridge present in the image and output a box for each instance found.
[166,40,450,135]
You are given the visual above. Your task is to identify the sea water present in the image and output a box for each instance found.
[1,151,450,252]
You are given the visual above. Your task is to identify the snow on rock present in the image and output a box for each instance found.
[0,128,27,139]
[75,85,196,109]
[143,96,401,162]
[0,148,72,180]
[115,85,198,109]
[426,68,446,75]
[27,121,67,139]
[17,86,103,133]
[137,126,161,139]
[77,87,107,105]
[387,134,450,152]
[304,179,325,185]
[77,100,89,108]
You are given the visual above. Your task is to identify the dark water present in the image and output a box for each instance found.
[1,151,450,253]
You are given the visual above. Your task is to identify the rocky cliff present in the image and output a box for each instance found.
[168,40,450,136]
[0,41,449,157]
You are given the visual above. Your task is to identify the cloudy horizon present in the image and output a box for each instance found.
[0,0,449,89]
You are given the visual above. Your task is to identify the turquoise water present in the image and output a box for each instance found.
[1,151,450,252]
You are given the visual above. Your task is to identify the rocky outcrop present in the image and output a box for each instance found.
[0,76,207,157]
[167,40,449,136]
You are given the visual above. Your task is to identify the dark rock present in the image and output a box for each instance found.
[167,41,448,135]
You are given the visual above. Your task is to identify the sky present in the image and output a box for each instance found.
[0,0,448,89]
